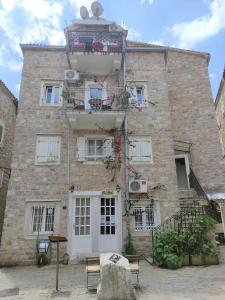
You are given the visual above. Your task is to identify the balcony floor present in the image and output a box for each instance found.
[67,110,125,130]
[69,52,122,75]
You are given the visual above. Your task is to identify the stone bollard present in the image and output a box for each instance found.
[97,253,136,300]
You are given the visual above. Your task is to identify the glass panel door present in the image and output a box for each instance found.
[100,197,116,235]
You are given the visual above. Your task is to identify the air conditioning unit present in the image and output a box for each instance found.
[65,70,80,81]
[129,179,147,193]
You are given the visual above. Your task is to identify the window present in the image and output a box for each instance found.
[134,206,155,231]
[90,88,102,99]
[75,198,90,235]
[85,81,107,109]
[76,137,114,162]
[41,82,63,106]
[30,204,56,234]
[0,121,5,145]
[136,87,144,106]
[129,136,153,163]
[35,135,61,164]
[127,82,148,108]
[100,197,116,235]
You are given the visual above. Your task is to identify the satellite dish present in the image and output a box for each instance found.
[91,1,103,18]
[80,6,89,19]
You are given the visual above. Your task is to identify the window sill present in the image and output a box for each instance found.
[40,103,63,107]
[35,162,61,166]
[130,161,153,165]
[82,161,104,165]
[25,233,58,240]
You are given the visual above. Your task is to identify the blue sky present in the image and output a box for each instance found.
[0,0,225,100]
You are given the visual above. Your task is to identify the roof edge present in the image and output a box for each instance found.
[215,80,225,108]
[0,80,18,107]
[20,44,66,52]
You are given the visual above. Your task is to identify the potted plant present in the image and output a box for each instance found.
[202,242,219,265]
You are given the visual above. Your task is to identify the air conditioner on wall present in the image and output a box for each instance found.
[65,70,80,81]
[129,179,148,193]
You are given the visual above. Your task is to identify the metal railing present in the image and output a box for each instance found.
[151,206,205,263]
[63,85,128,111]
[67,31,123,54]
[189,167,208,200]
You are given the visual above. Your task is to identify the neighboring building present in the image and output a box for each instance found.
[215,66,225,158]
[0,81,17,243]
[1,2,225,265]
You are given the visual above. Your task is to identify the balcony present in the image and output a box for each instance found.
[64,84,126,130]
[67,31,123,74]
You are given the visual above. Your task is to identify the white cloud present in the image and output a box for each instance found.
[15,83,20,93]
[127,28,142,40]
[0,0,65,52]
[149,40,165,46]
[141,0,154,5]
[168,0,225,49]
[7,59,23,72]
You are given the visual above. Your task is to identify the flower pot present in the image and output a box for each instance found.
[89,98,102,106]
[204,255,219,265]
[190,255,204,266]
[167,260,179,269]
[182,255,190,266]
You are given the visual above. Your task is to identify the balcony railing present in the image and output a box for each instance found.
[63,85,129,111]
[67,31,123,54]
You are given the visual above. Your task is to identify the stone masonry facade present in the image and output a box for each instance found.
[0,11,225,265]
[0,81,17,244]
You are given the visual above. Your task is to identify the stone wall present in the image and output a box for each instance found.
[0,84,17,243]
[167,51,225,193]
[1,45,224,265]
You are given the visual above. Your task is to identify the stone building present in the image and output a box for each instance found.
[215,66,225,159]
[0,81,17,244]
[1,2,225,265]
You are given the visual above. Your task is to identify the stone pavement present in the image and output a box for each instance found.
[0,261,225,299]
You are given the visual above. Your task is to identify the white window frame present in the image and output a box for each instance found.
[25,201,60,238]
[126,81,148,108]
[129,136,153,164]
[134,205,155,231]
[40,81,63,106]
[74,197,91,236]
[0,120,5,146]
[35,135,61,165]
[85,81,107,109]
[76,136,114,163]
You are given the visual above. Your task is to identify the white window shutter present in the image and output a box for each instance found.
[140,137,152,162]
[48,136,60,162]
[128,86,137,105]
[40,81,45,104]
[36,136,49,163]
[104,138,114,159]
[77,137,86,161]
[129,136,152,163]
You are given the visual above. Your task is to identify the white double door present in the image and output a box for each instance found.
[71,194,121,258]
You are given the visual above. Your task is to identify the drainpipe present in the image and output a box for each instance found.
[123,43,129,210]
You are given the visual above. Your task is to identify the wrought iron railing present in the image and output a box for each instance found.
[189,167,208,200]
[151,205,205,263]
[67,30,123,54]
[63,85,130,111]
